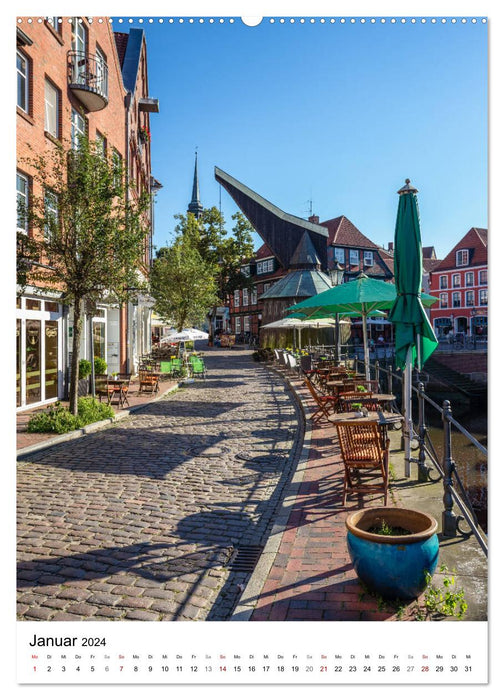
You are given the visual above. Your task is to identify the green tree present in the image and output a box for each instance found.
[154,208,255,344]
[18,135,149,415]
[151,229,219,332]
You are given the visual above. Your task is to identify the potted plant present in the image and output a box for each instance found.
[94,356,107,376]
[78,359,92,397]
[350,401,364,417]
[345,507,439,600]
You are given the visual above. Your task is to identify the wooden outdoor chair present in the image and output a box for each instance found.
[116,373,131,406]
[334,420,390,505]
[95,374,115,404]
[304,377,339,424]
[138,369,159,393]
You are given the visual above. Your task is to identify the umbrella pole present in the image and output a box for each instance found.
[362,312,370,381]
[404,346,413,477]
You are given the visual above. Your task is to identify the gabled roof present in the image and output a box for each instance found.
[215,167,329,270]
[434,228,488,271]
[321,215,378,249]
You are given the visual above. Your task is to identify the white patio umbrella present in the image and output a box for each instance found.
[161,328,209,342]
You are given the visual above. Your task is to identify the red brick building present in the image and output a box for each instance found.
[429,228,488,339]
[16,17,158,409]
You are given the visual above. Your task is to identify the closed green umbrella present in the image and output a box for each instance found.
[388,179,438,370]
[388,179,438,476]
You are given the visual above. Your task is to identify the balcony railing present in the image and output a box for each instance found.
[67,51,108,111]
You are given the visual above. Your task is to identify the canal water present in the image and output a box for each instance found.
[421,402,488,532]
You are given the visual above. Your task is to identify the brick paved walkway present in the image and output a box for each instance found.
[16,348,303,621]
[241,376,415,622]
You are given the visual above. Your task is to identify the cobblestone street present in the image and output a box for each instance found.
[16,348,303,622]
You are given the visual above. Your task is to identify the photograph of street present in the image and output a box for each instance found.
[16,12,487,638]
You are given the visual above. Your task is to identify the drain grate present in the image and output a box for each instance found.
[227,545,264,572]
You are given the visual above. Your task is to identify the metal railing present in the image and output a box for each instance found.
[352,356,488,557]
[67,50,109,100]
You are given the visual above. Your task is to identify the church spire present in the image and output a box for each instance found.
[188,149,204,219]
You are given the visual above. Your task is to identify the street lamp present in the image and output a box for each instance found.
[329,262,345,287]
[329,264,345,360]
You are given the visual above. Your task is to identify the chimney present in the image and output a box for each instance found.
[388,242,394,252]
[308,214,319,224]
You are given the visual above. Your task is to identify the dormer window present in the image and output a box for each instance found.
[363,250,373,267]
[349,249,359,266]
[456,249,469,267]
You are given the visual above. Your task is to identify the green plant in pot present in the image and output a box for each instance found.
[78,359,92,379]
[345,506,439,600]
[94,357,107,375]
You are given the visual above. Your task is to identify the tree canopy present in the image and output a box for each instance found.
[151,208,255,336]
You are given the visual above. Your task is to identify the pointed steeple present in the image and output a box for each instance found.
[188,150,204,219]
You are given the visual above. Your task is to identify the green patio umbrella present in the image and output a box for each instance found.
[288,273,437,380]
[388,179,438,476]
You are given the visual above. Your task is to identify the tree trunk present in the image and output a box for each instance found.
[69,300,84,415]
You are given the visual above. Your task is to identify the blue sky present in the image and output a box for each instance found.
[119,16,487,259]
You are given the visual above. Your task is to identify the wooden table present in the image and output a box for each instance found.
[107,379,130,407]
[329,410,404,447]
[339,393,396,411]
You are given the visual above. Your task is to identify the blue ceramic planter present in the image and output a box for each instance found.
[346,507,439,600]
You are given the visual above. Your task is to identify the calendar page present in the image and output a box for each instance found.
[11,0,493,694]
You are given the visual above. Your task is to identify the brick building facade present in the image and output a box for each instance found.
[429,227,488,339]
[16,17,158,409]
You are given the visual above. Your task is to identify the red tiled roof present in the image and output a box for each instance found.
[254,243,275,259]
[434,228,488,271]
[321,215,378,249]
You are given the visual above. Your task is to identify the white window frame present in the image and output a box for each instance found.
[44,79,59,138]
[242,288,249,306]
[439,275,448,290]
[256,261,263,274]
[452,273,461,288]
[465,271,474,286]
[349,249,359,266]
[234,290,240,307]
[479,269,487,285]
[235,317,241,334]
[479,289,488,306]
[71,108,86,150]
[95,45,107,96]
[71,17,86,54]
[456,249,469,267]
[17,171,29,234]
[251,288,257,305]
[17,49,29,112]
[333,247,345,264]
[466,290,475,306]
[363,250,373,267]
[452,291,461,308]
[44,190,58,241]
[244,316,250,332]
[265,258,274,272]
[263,283,270,293]
[241,265,250,277]
[440,293,448,308]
